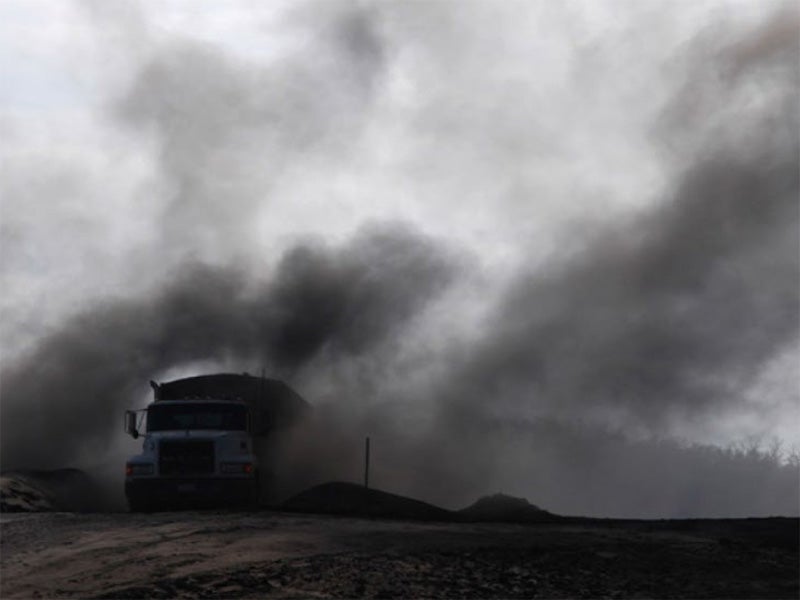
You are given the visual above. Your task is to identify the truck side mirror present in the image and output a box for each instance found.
[125,410,139,439]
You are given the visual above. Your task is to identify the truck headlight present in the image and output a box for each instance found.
[126,463,155,476]
[220,463,254,474]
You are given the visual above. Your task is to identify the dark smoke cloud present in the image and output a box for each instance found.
[1,2,797,517]
[384,7,799,514]
[0,225,455,469]
[437,149,798,431]
[324,6,798,516]
[112,3,386,264]
[434,4,799,429]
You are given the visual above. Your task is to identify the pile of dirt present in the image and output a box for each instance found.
[0,469,110,512]
[281,481,454,521]
[0,474,55,512]
[458,493,557,523]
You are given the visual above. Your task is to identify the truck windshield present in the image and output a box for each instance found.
[147,403,247,432]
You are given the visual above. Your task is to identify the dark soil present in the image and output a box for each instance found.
[281,481,453,521]
[459,492,556,523]
[2,479,797,598]
[96,521,798,599]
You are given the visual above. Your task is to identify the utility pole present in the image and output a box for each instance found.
[364,436,371,490]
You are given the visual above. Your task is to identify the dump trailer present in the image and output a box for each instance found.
[123,373,308,511]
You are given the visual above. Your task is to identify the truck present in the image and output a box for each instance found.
[123,373,308,511]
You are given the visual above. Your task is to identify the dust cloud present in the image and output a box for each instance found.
[1,1,797,517]
[0,225,455,468]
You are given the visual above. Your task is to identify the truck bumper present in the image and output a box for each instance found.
[125,477,258,510]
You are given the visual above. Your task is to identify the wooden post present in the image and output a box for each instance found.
[364,436,370,489]
[259,368,266,432]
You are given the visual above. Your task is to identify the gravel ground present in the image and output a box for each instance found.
[1,511,797,599]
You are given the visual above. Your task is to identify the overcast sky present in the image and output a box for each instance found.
[0,1,797,515]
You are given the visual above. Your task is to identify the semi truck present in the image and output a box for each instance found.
[124,373,308,511]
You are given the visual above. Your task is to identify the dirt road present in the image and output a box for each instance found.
[1,511,797,598]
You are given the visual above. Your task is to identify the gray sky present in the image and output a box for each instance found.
[1,1,797,516]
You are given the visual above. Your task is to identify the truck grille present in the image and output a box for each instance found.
[159,440,215,476]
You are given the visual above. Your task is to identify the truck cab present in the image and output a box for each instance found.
[124,373,308,512]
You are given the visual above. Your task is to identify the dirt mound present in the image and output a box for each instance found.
[0,469,112,512]
[281,481,453,521]
[459,493,557,523]
[0,474,55,512]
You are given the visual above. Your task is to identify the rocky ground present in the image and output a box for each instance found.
[1,509,797,599]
